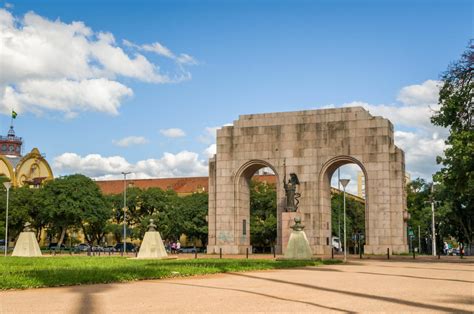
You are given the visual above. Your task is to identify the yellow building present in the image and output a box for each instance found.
[0,126,53,187]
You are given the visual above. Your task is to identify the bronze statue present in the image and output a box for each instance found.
[283,161,301,212]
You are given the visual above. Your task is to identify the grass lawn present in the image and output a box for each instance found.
[0,257,341,290]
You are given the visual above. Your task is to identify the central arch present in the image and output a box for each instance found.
[234,160,282,254]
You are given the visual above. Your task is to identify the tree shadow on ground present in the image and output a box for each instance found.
[228,272,472,313]
[69,284,114,314]
[300,267,473,284]
[165,281,354,313]
[373,263,474,272]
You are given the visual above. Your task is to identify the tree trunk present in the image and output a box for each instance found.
[57,228,67,249]
[81,224,93,245]
[36,227,42,242]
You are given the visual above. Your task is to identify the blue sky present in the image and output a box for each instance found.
[0,0,472,192]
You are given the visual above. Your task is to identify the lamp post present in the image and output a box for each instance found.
[121,172,131,254]
[3,182,11,257]
[339,179,350,262]
[430,184,436,256]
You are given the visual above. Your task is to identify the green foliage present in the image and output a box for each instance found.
[0,257,340,290]
[331,192,365,249]
[431,42,473,244]
[42,174,111,246]
[250,180,277,250]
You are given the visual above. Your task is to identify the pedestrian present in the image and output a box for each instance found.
[171,241,176,254]
[176,241,181,254]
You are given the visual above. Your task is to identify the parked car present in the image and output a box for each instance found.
[92,245,104,252]
[48,243,67,250]
[0,239,5,251]
[74,243,91,252]
[114,243,137,252]
[332,237,341,251]
[103,246,116,252]
[180,247,197,253]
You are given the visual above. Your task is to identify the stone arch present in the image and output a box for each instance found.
[208,107,408,255]
[233,159,281,253]
[318,155,369,254]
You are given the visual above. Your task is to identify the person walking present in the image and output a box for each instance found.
[176,241,181,254]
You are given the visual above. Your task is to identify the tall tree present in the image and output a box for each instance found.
[431,42,473,245]
[42,174,111,247]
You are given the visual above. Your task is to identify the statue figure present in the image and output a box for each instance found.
[283,171,300,212]
[147,219,157,232]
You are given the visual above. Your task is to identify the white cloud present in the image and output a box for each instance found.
[125,40,197,65]
[394,131,445,180]
[197,126,219,144]
[160,128,186,138]
[197,124,232,144]
[397,80,441,107]
[141,42,175,58]
[0,8,193,117]
[112,136,149,147]
[203,144,216,158]
[337,80,447,181]
[53,151,208,179]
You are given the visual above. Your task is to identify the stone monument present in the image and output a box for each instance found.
[283,217,313,260]
[137,219,168,259]
[207,107,408,255]
[12,222,42,257]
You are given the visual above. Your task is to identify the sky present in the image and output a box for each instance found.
[0,0,472,194]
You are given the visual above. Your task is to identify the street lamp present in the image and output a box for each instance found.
[425,183,438,256]
[121,171,131,254]
[339,178,350,262]
[3,181,11,257]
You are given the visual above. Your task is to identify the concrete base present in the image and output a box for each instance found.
[365,244,409,255]
[207,245,251,255]
[281,212,300,255]
[137,231,168,259]
[284,230,313,260]
[12,232,42,257]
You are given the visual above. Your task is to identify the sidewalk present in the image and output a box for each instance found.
[1,259,472,313]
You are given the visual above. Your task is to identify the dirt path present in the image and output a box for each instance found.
[0,259,472,313]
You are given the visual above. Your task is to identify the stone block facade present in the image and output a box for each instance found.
[207,107,408,255]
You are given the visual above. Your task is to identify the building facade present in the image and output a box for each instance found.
[0,126,53,187]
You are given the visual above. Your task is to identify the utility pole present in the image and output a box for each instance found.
[122,171,131,254]
[340,179,350,262]
[418,225,421,254]
[338,168,341,251]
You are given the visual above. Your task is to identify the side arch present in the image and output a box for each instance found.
[233,159,281,254]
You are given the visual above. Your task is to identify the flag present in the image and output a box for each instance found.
[11,110,17,119]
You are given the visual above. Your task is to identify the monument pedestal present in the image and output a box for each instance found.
[281,212,300,255]
[12,231,42,257]
[282,216,313,260]
[284,230,313,260]
[137,219,169,259]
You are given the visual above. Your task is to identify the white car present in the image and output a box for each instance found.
[332,237,342,251]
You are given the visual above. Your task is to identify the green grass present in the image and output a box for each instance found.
[0,257,341,290]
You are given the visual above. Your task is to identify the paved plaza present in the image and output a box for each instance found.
[0,258,472,313]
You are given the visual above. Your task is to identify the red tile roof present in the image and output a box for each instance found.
[96,175,278,195]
